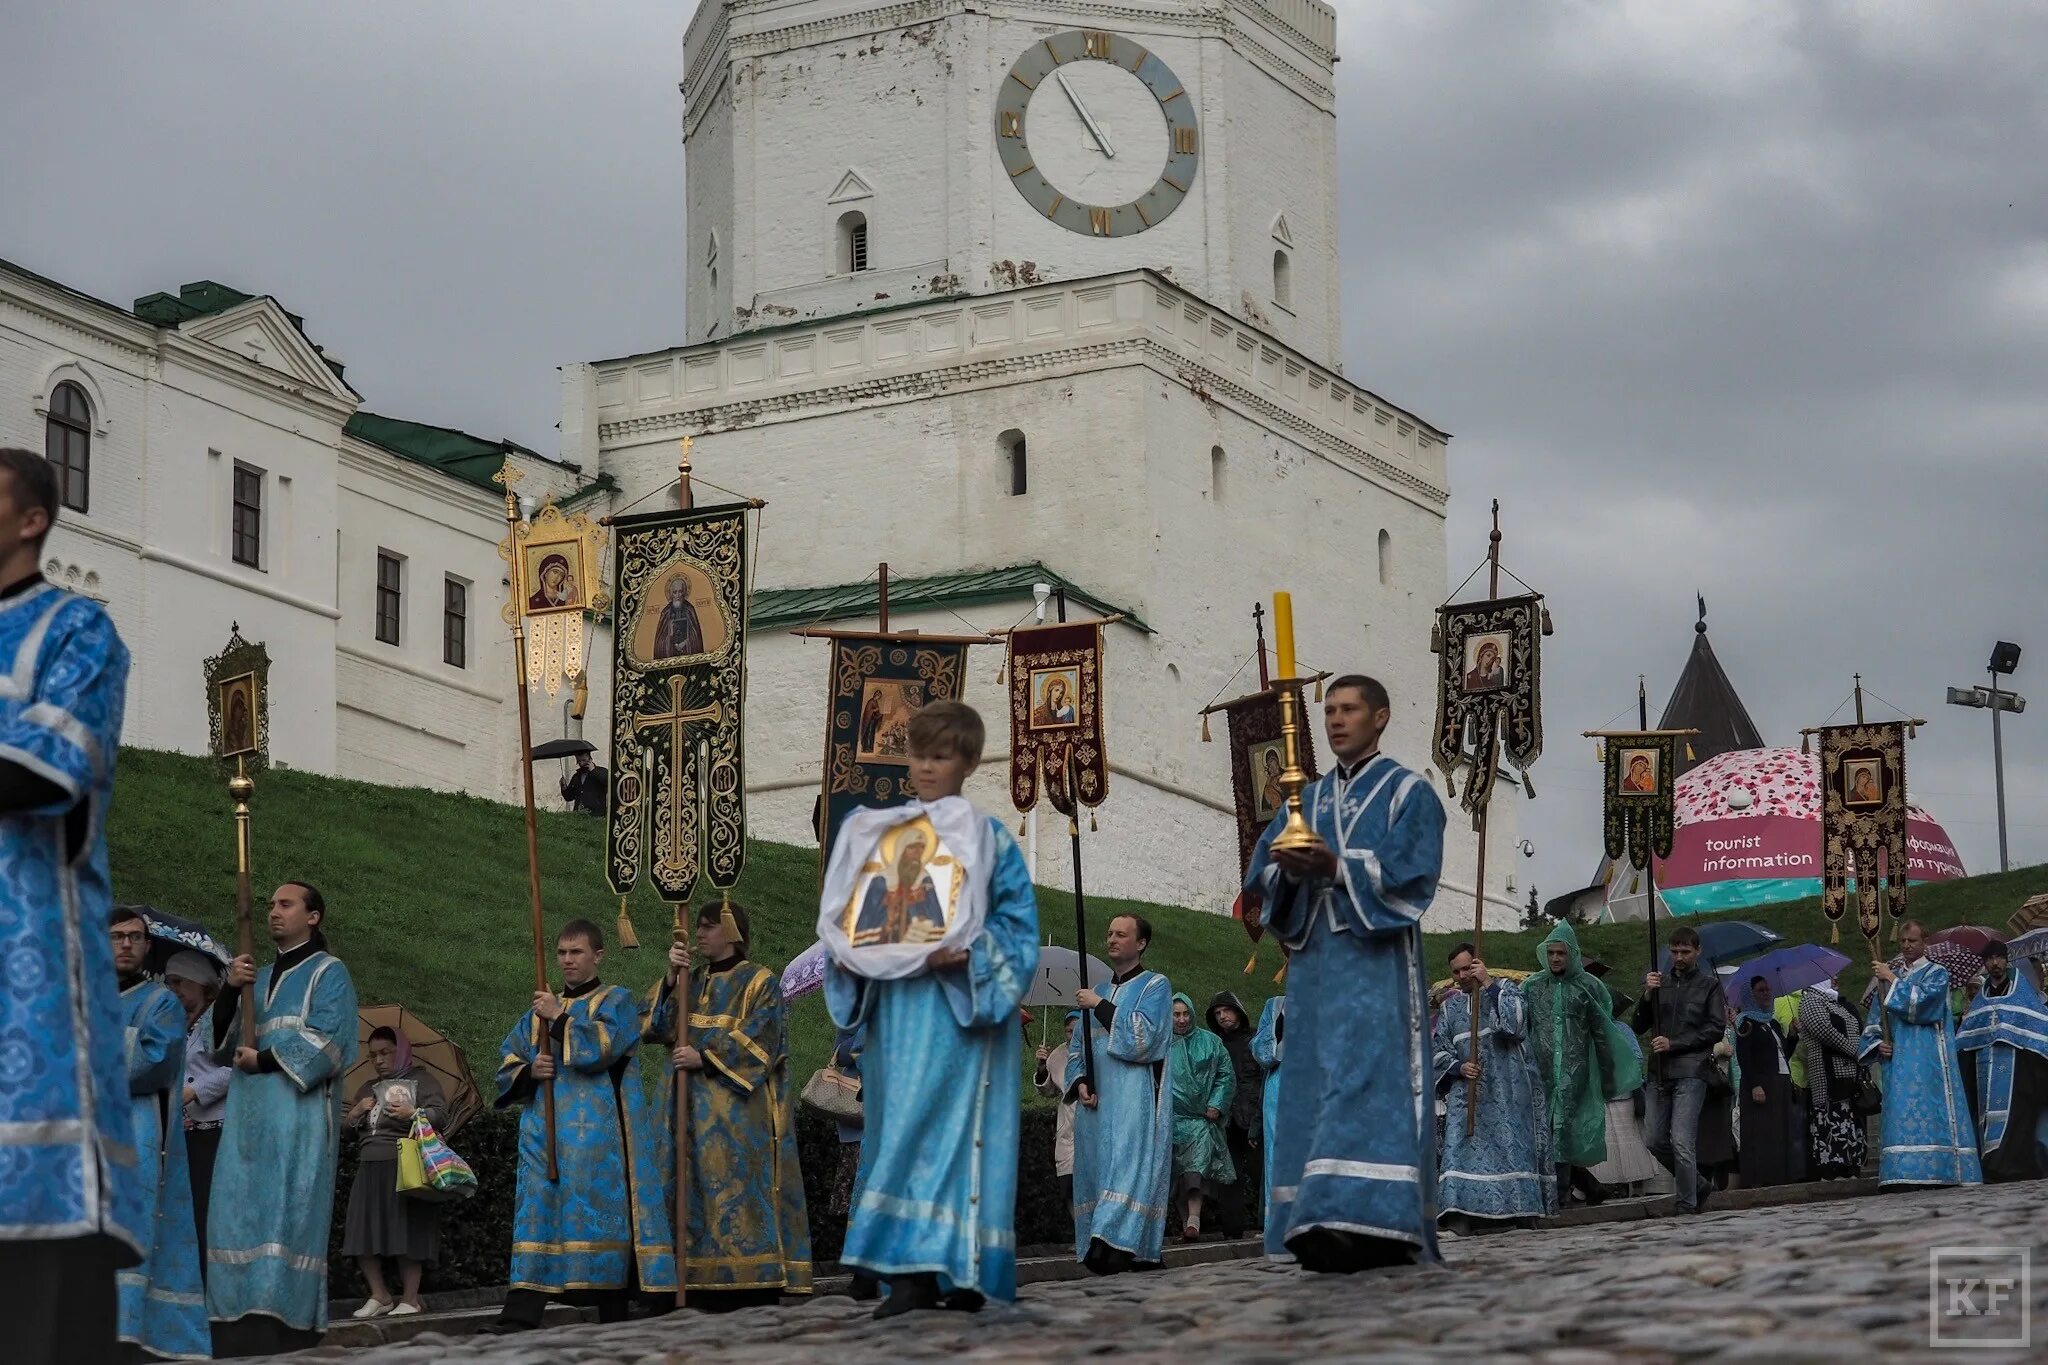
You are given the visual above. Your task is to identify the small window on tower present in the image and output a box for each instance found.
[1000,429,1028,496]
[838,211,870,273]
[1210,445,1227,503]
[1273,249,1293,311]
[1377,528,1392,585]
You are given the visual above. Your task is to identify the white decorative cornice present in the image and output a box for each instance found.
[0,280,156,360]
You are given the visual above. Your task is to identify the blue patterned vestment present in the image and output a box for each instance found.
[646,959,811,1293]
[1955,968,2048,1168]
[827,815,1038,1301]
[0,580,141,1260]
[496,983,676,1295]
[206,950,358,1331]
[117,979,208,1359]
[1858,958,1981,1187]
[1431,979,1555,1222]
[1250,995,1286,1253]
[1065,963,1173,1265]
[1248,751,1446,1261]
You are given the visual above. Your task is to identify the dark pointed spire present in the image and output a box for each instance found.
[1658,595,1763,774]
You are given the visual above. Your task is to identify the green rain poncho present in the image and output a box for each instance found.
[1522,924,1645,1166]
[1169,993,1237,1186]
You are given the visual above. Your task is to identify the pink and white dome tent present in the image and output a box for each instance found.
[1646,747,1966,915]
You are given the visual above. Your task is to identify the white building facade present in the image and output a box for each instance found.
[563,0,1521,926]
[0,261,581,803]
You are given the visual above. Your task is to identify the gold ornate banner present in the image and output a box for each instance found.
[1006,621,1107,815]
[1600,731,1680,872]
[204,626,271,774]
[1432,593,1544,819]
[1818,721,1907,944]
[606,504,749,901]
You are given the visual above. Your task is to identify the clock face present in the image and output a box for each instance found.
[995,31,1199,238]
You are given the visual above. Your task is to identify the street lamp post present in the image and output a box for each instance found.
[1946,641,2025,873]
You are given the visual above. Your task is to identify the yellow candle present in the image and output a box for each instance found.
[1273,591,1296,681]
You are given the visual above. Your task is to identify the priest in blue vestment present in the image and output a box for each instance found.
[1432,943,1554,1229]
[1067,912,1174,1273]
[1250,993,1286,1253]
[1858,919,1981,1188]
[822,701,1039,1318]
[111,908,209,1361]
[491,919,675,1331]
[645,901,812,1306]
[0,448,141,1365]
[207,882,359,1356]
[1957,941,2048,1183]
[1246,674,1446,1273]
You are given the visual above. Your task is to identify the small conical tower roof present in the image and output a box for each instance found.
[1656,594,1764,776]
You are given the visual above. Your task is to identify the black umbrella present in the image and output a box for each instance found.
[529,738,596,762]
[123,904,231,977]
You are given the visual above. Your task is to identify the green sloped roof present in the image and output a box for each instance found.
[133,280,258,326]
[344,412,539,493]
[751,563,1149,633]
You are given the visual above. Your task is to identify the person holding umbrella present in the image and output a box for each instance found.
[1733,977,1800,1188]
[1797,969,1869,1180]
[560,749,607,816]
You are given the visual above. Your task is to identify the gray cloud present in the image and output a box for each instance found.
[3,1,2039,901]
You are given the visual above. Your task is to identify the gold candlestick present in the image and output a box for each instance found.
[1269,680,1327,855]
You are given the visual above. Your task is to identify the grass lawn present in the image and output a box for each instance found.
[107,748,2047,1090]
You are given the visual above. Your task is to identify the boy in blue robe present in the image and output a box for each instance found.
[1432,942,1555,1230]
[208,882,359,1356]
[823,700,1039,1318]
[1859,919,1981,1187]
[491,919,675,1330]
[1246,673,1446,1274]
[111,907,209,1361]
[1956,941,2048,1182]
[1067,912,1174,1273]
[0,447,140,1365]
[1250,992,1286,1252]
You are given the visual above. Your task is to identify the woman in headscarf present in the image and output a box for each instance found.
[1796,969,1869,1179]
[1205,991,1264,1238]
[1168,993,1236,1241]
[340,1025,448,1318]
[1734,976,1800,1187]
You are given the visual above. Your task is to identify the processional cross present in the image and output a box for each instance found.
[635,675,725,883]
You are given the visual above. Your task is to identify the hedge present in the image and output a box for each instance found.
[326,1101,1071,1297]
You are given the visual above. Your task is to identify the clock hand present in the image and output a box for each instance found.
[1055,70,1115,159]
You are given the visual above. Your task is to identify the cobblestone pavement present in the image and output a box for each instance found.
[296,1183,2045,1363]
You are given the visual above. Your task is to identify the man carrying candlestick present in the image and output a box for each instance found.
[1246,672,1447,1273]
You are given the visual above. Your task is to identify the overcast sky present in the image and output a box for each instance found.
[4,1,2042,904]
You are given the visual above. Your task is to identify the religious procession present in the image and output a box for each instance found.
[7,422,2046,1364]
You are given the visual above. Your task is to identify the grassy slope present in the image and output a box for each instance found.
[105,749,1284,1091]
[108,749,2048,1089]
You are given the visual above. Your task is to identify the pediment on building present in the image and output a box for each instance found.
[827,167,875,204]
[1270,212,1294,247]
[181,299,359,401]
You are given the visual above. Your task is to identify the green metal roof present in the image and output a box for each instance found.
[344,412,538,493]
[750,563,1149,633]
[132,280,258,326]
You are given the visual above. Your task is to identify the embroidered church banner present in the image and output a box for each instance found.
[1818,721,1908,943]
[606,503,749,901]
[1221,687,1321,878]
[1432,594,1544,819]
[1007,621,1107,815]
[1600,731,1679,872]
[817,635,970,861]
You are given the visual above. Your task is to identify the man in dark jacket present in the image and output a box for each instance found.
[1206,992,1265,1239]
[560,752,607,815]
[1633,924,1726,1213]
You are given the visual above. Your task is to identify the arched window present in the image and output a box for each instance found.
[1209,445,1227,503]
[706,232,719,297]
[1377,528,1391,585]
[1000,429,1027,496]
[45,381,91,514]
[1273,249,1293,310]
[838,211,870,273]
